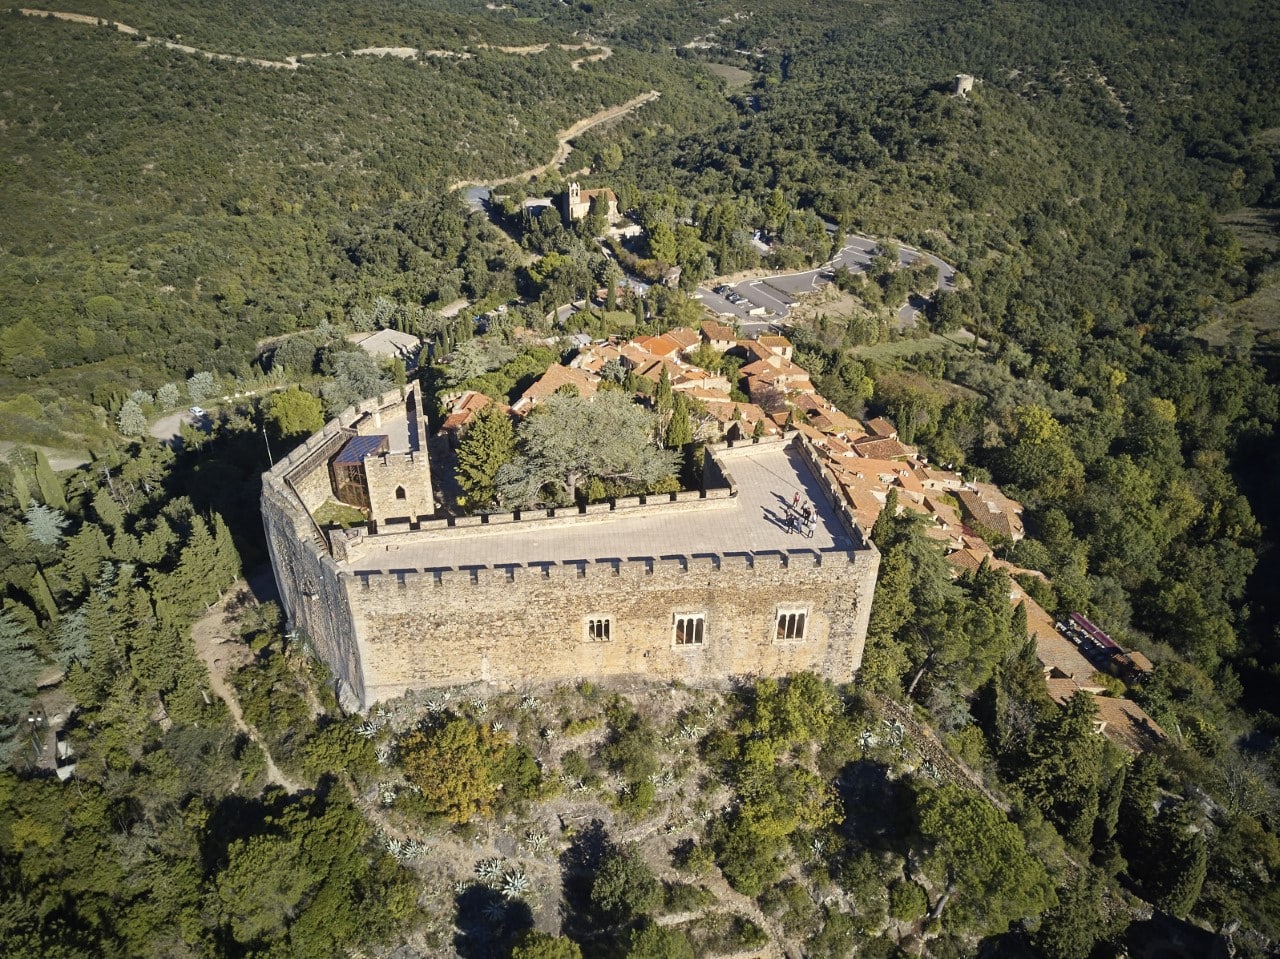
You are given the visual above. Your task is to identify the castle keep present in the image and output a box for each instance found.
[262,383,880,709]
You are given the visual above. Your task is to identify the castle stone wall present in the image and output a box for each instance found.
[261,479,365,705]
[350,549,878,704]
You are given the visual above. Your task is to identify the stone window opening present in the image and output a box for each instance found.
[395,485,407,500]
[586,616,612,642]
[775,608,808,641]
[673,613,706,647]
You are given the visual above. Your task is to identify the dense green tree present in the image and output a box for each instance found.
[624,922,694,959]
[1032,866,1117,959]
[913,782,1056,934]
[1017,693,1109,849]
[456,403,517,510]
[399,715,510,822]
[264,387,325,439]
[0,610,44,738]
[664,392,693,449]
[999,405,1084,503]
[509,931,584,959]
[591,847,663,921]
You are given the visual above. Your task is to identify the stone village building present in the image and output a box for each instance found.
[262,382,880,709]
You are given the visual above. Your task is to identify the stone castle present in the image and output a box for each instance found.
[261,383,880,709]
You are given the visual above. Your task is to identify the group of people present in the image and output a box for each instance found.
[786,490,817,538]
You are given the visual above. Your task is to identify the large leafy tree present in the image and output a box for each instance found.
[913,782,1056,934]
[495,392,678,506]
[398,715,511,822]
[263,386,325,439]
[1017,692,1111,849]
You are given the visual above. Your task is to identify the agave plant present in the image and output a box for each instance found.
[501,869,530,900]
[358,720,381,739]
[475,858,504,884]
[524,831,550,854]
[375,744,392,765]
[482,898,507,922]
[385,837,404,858]
[519,695,543,712]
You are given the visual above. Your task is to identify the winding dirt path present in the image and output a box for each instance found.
[18,9,612,71]
[190,584,303,792]
[449,89,660,191]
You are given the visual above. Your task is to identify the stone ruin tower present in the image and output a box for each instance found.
[955,74,975,97]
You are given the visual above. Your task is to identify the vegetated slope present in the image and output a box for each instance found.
[0,10,716,445]
[14,0,562,58]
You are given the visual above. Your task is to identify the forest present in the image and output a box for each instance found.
[2,0,1280,955]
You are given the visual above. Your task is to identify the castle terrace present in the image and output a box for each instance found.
[340,440,862,577]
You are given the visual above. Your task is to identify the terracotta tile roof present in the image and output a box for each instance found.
[634,333,684,358]
[439,391,508,433]
[946,546,988,575]
[701,319,737,344]
[793,393,824,413]
[619,344,654,369]
[757,334,793,355]
[1044,677,1107,705]
[741,356,785,378]
[686,386,734,404]
[853,436,911,459]
[923,495,962,529]
[737,340,775,364]
[921,467,964,489]
[866,416,898,438]
[667,327,701,350]
[1093,696,1167,753]
[1012,587,1096,682]
[1126,651,1154,673]
[513,364,598,412]
[955,486,1025,540]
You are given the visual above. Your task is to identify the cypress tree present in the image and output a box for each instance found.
[664,394,693,449]
[34,449,68,511]
[10,462,32,513]
[655,365,673,415]
[456,404,516,510]
[210,513,242,588]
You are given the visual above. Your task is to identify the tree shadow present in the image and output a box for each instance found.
[453,883,534,959]
[558,818,613,940]
[834,759,913,849]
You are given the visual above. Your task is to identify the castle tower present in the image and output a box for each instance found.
[955,74,975,97]
[363,387,434,524]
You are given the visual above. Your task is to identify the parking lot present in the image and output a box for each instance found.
[694,236,955,334]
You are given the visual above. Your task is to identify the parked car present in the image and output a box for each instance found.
[189,406,206,418]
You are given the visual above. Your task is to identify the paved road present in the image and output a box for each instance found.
[694,235,955,332]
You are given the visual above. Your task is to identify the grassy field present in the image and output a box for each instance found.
[1202,207,1280,354]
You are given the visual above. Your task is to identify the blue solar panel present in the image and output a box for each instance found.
[333,435,389,465]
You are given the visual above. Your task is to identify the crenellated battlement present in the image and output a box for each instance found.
[350,547,861,588]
